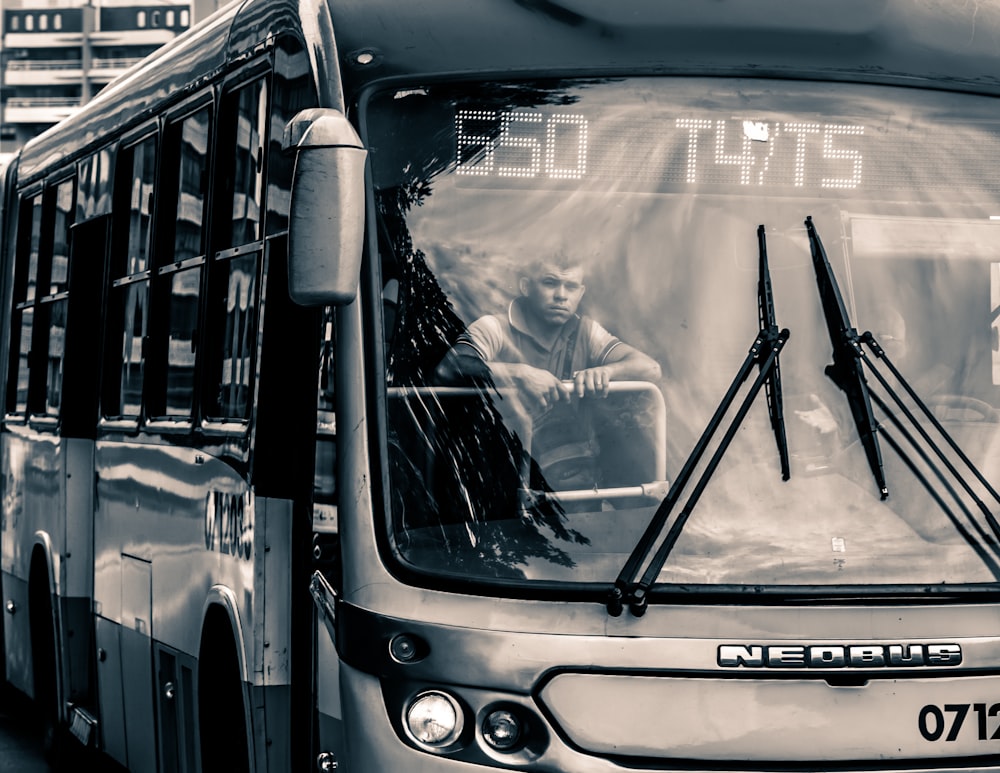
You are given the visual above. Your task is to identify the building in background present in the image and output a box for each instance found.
[1,1,224,165]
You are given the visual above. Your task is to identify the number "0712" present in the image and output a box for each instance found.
[918,703,1000,742]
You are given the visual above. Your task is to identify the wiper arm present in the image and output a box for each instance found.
[805,216,888,500]
[758,224,791,481]
[607,226,789,617]
[859,332,1000,549]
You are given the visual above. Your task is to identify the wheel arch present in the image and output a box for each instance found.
[28,531,64,710]
[197,584,256,772]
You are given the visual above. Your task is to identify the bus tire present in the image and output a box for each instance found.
[198,605,251,773]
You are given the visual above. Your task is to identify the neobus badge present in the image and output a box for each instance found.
[718,643,963,669]
[204,491,254,561]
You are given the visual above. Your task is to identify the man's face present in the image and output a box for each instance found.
[521,265,586,327]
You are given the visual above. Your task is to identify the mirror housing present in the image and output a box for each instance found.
[283,108,367,306]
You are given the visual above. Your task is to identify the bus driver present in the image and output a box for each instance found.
[437,254,661,490]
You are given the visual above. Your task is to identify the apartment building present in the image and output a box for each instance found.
[1,1,219,164]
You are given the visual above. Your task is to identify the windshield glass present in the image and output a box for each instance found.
[365,77,1000,593]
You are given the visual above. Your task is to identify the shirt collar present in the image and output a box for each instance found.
[508,296,578,352]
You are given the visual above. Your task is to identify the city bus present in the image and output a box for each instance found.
[3,0,1000,770]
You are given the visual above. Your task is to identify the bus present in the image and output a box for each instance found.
[3,0,1000,770]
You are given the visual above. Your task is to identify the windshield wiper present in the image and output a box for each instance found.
[607,226,789,617]
[856,334,1000,571]
[805,216,888,500]
[860,332,1000,537]
[759,224,791,481]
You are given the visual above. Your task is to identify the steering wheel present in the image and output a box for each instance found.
[924,395,1000,423]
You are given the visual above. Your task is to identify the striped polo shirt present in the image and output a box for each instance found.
[456,296,622,379]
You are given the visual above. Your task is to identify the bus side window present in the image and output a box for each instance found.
[103,133,157,420]
[266,38,317,235]
[204,76,267,423]
[4,179,74,424]
[39,178,74,419]
[147,105,212,421]
[6,193,42,417]
[315,307,336,499]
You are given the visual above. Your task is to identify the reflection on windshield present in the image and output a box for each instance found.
[367,77,1000,593]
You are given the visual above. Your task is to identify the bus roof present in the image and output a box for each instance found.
[16,0,310,182]
[16,0,1000,182]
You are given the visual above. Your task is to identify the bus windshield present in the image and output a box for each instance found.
[366,77,1000,593]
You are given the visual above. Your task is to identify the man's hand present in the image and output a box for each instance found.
[513,364,572,410]
[572,366,613,397]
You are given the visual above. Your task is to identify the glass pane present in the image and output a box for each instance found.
[208,254,256,420]
[45,298,67,417]
[369,77,1000,592]
[174,108,210,262]
[315,306,336,502]
[127,137,156,275]
[25,197,42,304]
[8,196,42,415]
[267,43,315,234]
[228,80,266,246]
[50,179,74,295]
[78,147,113,221]
[13,308,33,414]
[116,282,147,417]
[164,268,200,417]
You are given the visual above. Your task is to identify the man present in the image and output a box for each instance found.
[437,255,661,490]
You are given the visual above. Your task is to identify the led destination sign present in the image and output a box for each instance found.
[453,106,1000,197]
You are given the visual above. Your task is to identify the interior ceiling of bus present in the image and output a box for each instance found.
[329,0,1000,94]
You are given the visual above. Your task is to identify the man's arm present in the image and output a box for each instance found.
[436,346,571,410]
[573,342,662,397]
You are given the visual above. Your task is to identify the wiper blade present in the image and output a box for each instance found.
[805,216,888,500]
[607,226,789,617]
[758,225,791,481]
[860,332,1000,550]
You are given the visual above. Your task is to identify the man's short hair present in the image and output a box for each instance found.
[522,250,583,280]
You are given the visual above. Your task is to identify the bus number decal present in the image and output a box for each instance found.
[918,703,1000,742]
[204,491,253,560]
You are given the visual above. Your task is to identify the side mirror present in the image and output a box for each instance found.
[283,108,367,306]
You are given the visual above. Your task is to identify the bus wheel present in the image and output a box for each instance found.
[198,607,251,773]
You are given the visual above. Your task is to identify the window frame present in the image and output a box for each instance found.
[4,171,77,431]
[100,122,159,430]
[34,175,76,424]
[144,94,214,429]
[200,68,272,434]
[6,185,43,423]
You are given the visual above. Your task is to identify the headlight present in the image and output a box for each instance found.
[482,708,522,751]
[404,690,465,748]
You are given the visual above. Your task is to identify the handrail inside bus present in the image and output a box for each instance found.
[388,380,668,490]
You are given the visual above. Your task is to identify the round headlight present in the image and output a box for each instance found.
[482,709,522,751]
[405,691,464,748]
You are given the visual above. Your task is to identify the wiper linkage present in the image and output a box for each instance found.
[607,225,790,617]
[805,216,888,500]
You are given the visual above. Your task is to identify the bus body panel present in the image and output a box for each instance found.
[94,440,254,663]
[1,428,62,583]
[333,650,1000,772]
[94,436,296,769]
[1,428,63,700]
[0,573,28,695]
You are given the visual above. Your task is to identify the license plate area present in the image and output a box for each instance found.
[538,673,1000,761]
